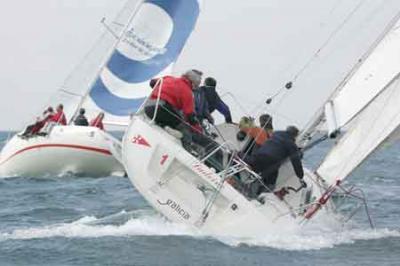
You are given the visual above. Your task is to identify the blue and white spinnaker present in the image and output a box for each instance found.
[80,0,202,125]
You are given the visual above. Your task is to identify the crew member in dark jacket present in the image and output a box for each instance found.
[194,86,214,124]
[202,77,233,123]
[74,108,89,126]
[246,126,306,195]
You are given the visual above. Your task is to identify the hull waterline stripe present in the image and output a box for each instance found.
[0,144,112,166]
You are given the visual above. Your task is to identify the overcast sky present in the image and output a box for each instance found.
[1,0,400,130]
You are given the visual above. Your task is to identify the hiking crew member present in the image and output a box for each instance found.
[246,126,306,195]
[90,112,105,130]
[74,108,89,126]
[21,107,55,137]
[145,70,202,132]
[202,77,233,123]
[51,104,67,125]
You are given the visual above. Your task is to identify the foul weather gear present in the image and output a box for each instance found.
[246,130,304,192]
[74,114,89,126]
[194,88,213,124]
[203,85,232,123]
[51,111,67,125]
[145,100,183,129]
[148,76,201,132]
[90,115,104,130]
[150,76,195,118]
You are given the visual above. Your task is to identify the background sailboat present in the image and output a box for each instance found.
[0,0,200,178]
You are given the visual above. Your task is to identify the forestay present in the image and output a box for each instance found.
[53,0,201,126]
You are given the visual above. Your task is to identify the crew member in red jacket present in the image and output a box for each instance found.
[90,112,105,130]
[145,70,202,130]
[21,106,55,137]
[51,104,67,125]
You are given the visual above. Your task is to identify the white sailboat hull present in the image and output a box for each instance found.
[122,115,320,238]
[0,126,125,178]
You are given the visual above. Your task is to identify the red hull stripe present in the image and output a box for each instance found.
[0,144,112,166]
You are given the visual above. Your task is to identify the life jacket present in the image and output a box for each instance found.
[241,127,271,145]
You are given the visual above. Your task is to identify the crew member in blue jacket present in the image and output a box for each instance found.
[202,77,233,123]
[246,126,306,194]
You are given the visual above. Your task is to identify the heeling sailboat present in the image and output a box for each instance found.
[121,0,322,238]
[122,5,400,236]
[0,0,193,178]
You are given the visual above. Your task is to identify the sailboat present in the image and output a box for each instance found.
[121,7,400,237]
[0,0,195,178]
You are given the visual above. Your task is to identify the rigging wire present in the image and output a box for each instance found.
[291,0,367,83]
[250,0,368,116]
[266,0,392,154]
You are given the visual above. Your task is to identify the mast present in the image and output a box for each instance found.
[68,0,144,125]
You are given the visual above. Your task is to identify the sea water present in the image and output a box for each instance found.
[0,131,399,266]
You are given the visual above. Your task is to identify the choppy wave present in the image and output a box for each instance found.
[1,210,399,251]
[0,211,200,241]
[222,227,400,250]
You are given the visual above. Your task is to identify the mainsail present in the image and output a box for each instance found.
[309,13,400,185]
[324,14,400,134]
[53,0,201,126]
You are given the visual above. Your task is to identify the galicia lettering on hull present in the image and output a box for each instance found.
[157,199,191,220]
[89,0,201,117]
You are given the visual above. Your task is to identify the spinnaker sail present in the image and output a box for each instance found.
[53,0,202,126]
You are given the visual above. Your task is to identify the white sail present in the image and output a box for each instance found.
[324,15,400,134]
[298,13,400,186]
[49,0,137,122]
[317,73,400,183]
[52,0,202,126]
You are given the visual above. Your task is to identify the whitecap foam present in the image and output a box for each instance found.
[217,214,400,250]
[219,227,400,251]
[0,212,201,241]
[1,210,399,251]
